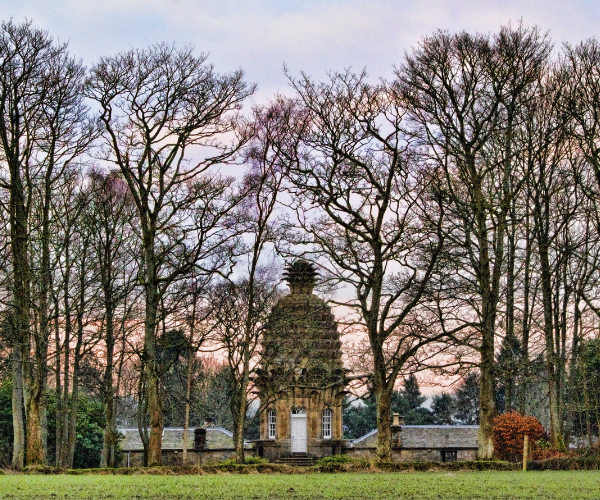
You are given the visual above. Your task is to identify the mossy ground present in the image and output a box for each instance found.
[1,470,600,499]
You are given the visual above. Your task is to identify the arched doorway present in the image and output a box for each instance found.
[291,408,307,453]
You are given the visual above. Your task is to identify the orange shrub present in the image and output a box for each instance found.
[492,411,545,462]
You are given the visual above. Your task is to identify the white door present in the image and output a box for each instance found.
[291,410,307,453]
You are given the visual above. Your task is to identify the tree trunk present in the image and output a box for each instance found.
[54,295,63,467]
[140,219,164,467]
[11,336,25,469]
[66,307,84,468]
[519,211,532,415]
[539,237,564,450]
[26,302,47,466]
[182,348,193,464]
[479,261,497,459]
[101,299,115,468]
[504,212,517,411]
[25,391,44,465]
[36,172,53,466]
[144,287,163,467]
[9,155,42,465]
[374,375,392,461]
[478,333,496,459]
[58,238,72,469]
[475,186,498,460]
[233,389,247,464]
[136,366,149,466]
[66,358,80,469]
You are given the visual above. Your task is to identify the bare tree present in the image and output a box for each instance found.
[211,100,296,463]
[0,20,95,466]
[281,70,446,461]
[87,44,254,465]
[180,272,212,464]
[397,25,551,458]
[85,170,137,467]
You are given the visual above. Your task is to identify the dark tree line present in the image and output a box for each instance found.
[2,18,600,467]
[343,374,481,440]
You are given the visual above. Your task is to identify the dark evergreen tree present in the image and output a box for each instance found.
[431,393,455,425]
[0,378,12,465]
[566,339,600,443]
[402,374,426,409]
[454,373,480,425]
[343,396,376,440]
[343,376,433,439]
[398,374,433,425]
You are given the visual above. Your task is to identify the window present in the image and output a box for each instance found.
[268,409,277,439]
[442,450,457,463]
[322,408,332,439]
[292,407,306,415]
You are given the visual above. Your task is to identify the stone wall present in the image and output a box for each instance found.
[119,448,256,467]
[344,447,477,462]
[120,445,477,466]
[255,438,344,461]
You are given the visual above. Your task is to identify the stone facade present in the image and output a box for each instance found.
[118,427,253,467]
[254,261,347,460]
[121,448,244,467]
[345,425,479,462]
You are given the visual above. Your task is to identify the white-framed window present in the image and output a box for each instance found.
[268,409,277,439]
[292,407,307,415]
[322,408,332,439]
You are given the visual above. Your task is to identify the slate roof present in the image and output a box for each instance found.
[351,425,479,449]
[118,427,248,451]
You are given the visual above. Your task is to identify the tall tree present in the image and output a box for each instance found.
[86,170,136,468]
[87,44,254,465]
[211,272,280,463]
[453,373,480,425]
[283,70,446,460]
[431,393,455,425]
[522,76,578,449]
[212,100,297,463]
[397,24,551,458]
[0,20,94,466]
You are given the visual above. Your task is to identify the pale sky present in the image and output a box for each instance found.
[4,0,600,102]
[3,0,597,395]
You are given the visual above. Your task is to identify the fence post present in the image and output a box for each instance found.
[523,435,529,471]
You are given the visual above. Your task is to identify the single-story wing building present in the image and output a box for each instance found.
[118,427,250,467]
[346,425,479,462]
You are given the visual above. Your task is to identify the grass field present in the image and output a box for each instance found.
[0,471,599,499]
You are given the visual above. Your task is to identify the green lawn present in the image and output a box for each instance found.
[1,471,599,499]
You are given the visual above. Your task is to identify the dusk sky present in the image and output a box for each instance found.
[4,0,600,102]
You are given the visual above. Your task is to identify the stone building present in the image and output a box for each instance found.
[118,427,251,467]
[346,424,479,462]
[119,261,479,465]
[253,261,347,460]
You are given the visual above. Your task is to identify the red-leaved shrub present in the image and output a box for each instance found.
[492,411,545,462]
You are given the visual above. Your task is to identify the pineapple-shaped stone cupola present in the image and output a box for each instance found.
[254,260,347,460]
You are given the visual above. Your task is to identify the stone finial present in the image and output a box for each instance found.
[283,260,319,294]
